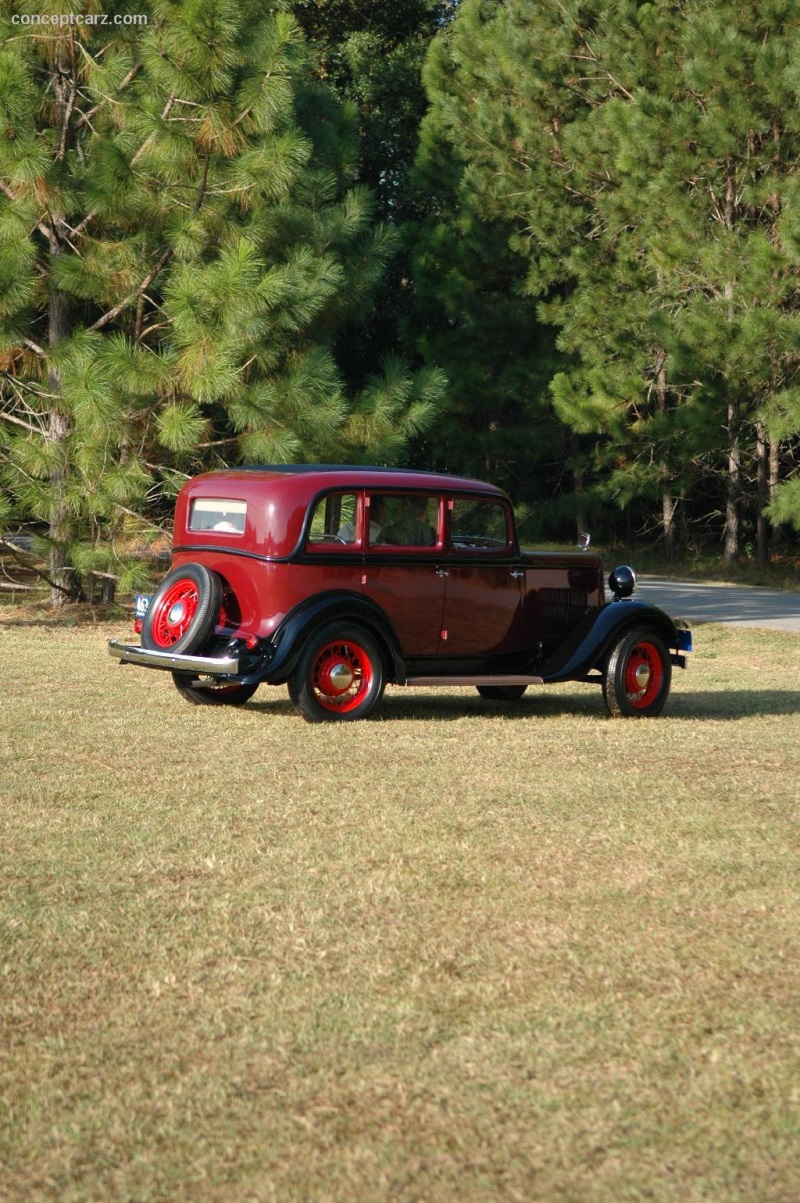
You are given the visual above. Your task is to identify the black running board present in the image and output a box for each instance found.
[404,674,544,687]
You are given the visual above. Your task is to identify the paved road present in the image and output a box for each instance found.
[636,576,800,632]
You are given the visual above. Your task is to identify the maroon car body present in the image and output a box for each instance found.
[109,465,691,721]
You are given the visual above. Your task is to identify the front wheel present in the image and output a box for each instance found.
[602,627,672,718]
[172,674,259,707]
[291,624,385,723]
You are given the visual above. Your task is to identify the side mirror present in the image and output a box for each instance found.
[609,564,636,600]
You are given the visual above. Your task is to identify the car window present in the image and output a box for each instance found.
[188,498,247,534]
[450,498,511,551]
[307,492,359,546]
[371,494,439,548]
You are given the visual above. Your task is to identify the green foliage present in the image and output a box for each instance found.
[767,474,800,532]
[409,2,569,511]
[416,0,800,549]
[343,356,446,460]
[0,0,443,602]
[291,1,452,405]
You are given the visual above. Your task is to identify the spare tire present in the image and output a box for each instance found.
[141,563,222,654]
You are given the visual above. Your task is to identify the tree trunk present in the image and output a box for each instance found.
[661,485,677,559]
[46,266,72,608]
[654,363,676,558]
[723,398,740,562]
[770,436,780,503]
[756,420,769,568]
[46,50,75,608]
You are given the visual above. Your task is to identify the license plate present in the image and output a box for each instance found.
[134,593,152,619]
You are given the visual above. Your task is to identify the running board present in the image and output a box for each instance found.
[404,674,544,687]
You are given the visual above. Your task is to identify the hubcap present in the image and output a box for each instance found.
[311,639,373,712]
[168,601,185,625]
[326,661,354,693]
[624,641,664,709]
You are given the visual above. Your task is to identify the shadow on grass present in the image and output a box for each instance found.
[668,690,800,720]
[245,688,800,723]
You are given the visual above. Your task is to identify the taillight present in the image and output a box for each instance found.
[134,618,143,635]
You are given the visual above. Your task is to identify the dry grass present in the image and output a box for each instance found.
[1,613,799,1202]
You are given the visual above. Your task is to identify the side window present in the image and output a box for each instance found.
[372,494,439,548]
[307,492,359,546]
[450,498,511,551]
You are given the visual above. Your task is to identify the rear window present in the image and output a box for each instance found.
[188,498,247,534]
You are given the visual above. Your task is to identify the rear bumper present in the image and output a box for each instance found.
[108,639,240,676]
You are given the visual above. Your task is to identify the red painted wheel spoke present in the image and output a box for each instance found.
[311,640,373,712]
[624,642,664,709]
[151,580,200,647]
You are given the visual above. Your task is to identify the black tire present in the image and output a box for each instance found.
[291,623,385,723]
[141,564,222,654]
[476,685,528,701]
[172,674,259,706]
[602,627,672,718]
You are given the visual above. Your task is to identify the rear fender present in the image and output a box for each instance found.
[259,591,406,685]
[538,600,685,683]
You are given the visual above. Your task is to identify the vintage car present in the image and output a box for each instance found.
[108,465,692,722]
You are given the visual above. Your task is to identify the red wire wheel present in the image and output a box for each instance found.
[141,564,222,655]
[291,623,385,723]
[603,626,672,718]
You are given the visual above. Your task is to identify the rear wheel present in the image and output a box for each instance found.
[291,624,385,723]
[602,627,671,717]
[172,675,259,706]
[141,564,221,654]
[476,685,528,701]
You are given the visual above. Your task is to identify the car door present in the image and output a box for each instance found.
[439,496,524,656]
[360,492,446,657]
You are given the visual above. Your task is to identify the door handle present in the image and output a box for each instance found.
[510,569,524,579]
[435,566,449,578]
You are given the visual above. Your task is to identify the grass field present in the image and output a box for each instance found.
[2,614,799,1203]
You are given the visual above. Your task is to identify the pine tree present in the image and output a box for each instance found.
[410,3,569,523]
[291,1,452,402]
[415,0,800,557]
[292,1,448,222]
[0,0,443,605]
[552,0,800,561]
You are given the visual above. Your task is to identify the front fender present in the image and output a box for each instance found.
[538,600,683,683]
[259,591,406,685]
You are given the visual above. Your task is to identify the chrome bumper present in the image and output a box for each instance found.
[108,639,240,676]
